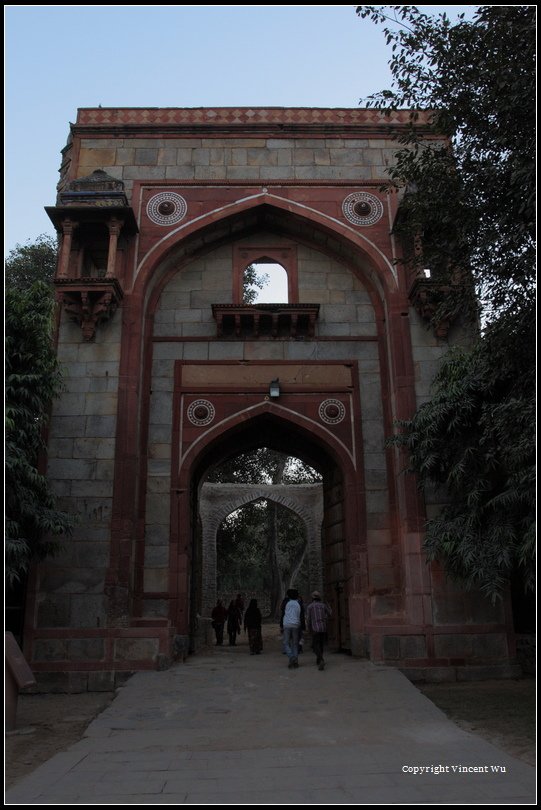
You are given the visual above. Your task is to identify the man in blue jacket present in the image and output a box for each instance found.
[280,588,303,669]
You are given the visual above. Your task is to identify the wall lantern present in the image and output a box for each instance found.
[269,378,281,398]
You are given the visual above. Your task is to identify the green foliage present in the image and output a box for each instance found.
[216,501,269,593]
[242,263,270,304]
[207,447,321,485]
[5,234,58,290]
[216,501,310,609]
[358,6,535,598]
[5,259,73,583]
[390,315,535,602]
[357,5,535,321]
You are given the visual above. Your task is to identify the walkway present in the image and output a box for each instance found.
[5,627,536,804]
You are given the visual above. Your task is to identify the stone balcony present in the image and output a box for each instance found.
[212,303,320,339]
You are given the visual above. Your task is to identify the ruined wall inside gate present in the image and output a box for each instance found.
[27,108,516,688]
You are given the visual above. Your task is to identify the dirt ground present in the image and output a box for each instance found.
[418,677,536,767]
[5,673,535,791]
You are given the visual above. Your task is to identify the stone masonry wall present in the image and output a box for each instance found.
[76,136,401,191]
[38,313,121,640]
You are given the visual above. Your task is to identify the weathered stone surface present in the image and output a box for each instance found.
[142,599,169,618]
[37,594,71,628]
[73,438,115,459]
[78,148,116,168]
[67,639,105,660]
[47,458,96,480]
[123,165,166,180]
[144,546,169,567]
[114,638,159,661]
[33,639,67,661]
[84,416,117,438]
[144,569,169,592]
[70,595,107,628]
[400,635,427,659]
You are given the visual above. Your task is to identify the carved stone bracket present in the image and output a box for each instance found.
[408,278,461,339]
[55,277,123,341]
[212,303,320,339]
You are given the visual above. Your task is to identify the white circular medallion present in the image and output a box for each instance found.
[319,399,346,425]
[147,192,187,226]
[342,192,383,226]
[187,400,215,426]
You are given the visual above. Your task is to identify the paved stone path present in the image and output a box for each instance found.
[5,628,536,804]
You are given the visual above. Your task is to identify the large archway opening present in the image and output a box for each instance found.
[179,411,360,655]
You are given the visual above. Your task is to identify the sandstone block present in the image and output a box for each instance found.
[114,637,159,661]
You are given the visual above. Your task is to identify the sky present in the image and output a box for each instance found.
[5,5,479,259]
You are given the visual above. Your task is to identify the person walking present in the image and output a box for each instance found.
[280,589,302,669]
[306,591,332,670]
[211,599,228,646]
[297,594,306,654]
[235,593,245,619]
[226,599,242,646]
[243,598,263,654]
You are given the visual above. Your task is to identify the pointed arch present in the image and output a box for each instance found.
[132,194,399,306]
[199,483,324,615]
[169,406,365,637]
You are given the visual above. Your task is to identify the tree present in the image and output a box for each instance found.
[5,233,58,290]
[357,5,534,320]
[391,333,535,601]
[242,263,270,304]
[5,239,73,585]
[358,6,535,600]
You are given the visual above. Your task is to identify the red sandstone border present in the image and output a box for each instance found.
[76,107,434,127]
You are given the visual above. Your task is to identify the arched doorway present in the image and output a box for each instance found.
[174,409,363,655]
[137,203,381,661]
[199,481,324,617]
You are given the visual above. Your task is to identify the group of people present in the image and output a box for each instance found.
[211,594,263,654]
[280,588,331,670]
[211,588,332,669]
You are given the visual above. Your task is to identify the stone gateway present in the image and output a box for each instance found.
[25,107,517,690]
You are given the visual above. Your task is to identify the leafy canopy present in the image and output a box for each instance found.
[358,6,535,600]
[357,5,535,321]
[5,238,73,583]
[5,233,58,290]
[391,329,535,600]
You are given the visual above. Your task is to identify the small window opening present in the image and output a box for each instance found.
[243,262,288,304]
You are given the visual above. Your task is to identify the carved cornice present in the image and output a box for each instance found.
[212,303,320,339]
[45,205,138,234]
[73,107,436,138]
[76,107,433,127]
